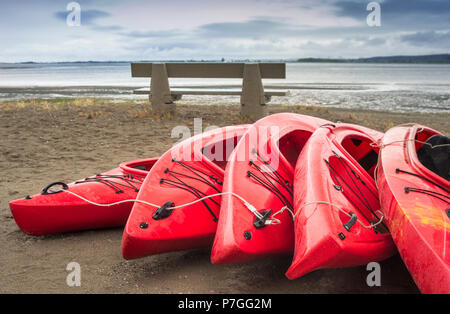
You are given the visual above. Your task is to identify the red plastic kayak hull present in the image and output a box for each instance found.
[122,125,250,260]
[211,113,330,265]
[377,125,450,294]
[9,158,158,236]
[286,124,395,280]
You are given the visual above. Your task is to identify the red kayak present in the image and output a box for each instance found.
[211,113,330,265]
[122,125,250,260]
[377,125,450,293]
[285,124,395,280]
[9,158,158,236]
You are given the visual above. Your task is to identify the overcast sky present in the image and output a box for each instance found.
[0,0,449,62]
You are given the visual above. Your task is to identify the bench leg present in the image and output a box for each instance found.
[240,63,267,120]
[150,63,176,113]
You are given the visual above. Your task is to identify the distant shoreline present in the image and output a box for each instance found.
[296,54,450,64]
[1,54,449,65]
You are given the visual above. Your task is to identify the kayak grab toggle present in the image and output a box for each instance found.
[152,201,175,220]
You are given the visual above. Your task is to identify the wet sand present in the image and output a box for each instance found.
[1,98,448,294]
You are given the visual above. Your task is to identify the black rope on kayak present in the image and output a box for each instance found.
[333,151,373,211]
[405,187,450,200]
[247,171,293,210]
[250,149,293,196]
[247,149,294,215]
[349,168,379,200]
[164,168,221,193]
[248,160,293,200]
[334,152,384,220]
[80,178,125,193]
[404,187,450,205]
[327,159,344,192]
[325,159,373,224]
[325,157,388,231]
[82,175,143,191]
[160,179,220,207]
[162,171,221,206]
[334,152,382,222]
[396,168,449,194]
[93,174,143,191]
[75,174,143,193]
[159,160,221,222]
[330,156,374,215]
[160,179,219,222]
[248,153,293,203]
[172,158,223,186]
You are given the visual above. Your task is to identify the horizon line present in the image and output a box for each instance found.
[1,53,449,64]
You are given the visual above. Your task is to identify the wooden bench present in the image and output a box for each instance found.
[131,62,287,118]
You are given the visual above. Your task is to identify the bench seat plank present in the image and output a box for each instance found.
[131,62,285,79]
[133,87,289,96]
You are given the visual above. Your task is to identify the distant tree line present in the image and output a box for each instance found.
[296,54,450,64]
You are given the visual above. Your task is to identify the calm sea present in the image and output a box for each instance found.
[0,62,449,113]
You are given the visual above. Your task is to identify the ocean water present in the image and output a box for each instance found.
[0,62,449,113]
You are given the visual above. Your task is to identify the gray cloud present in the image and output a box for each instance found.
[400,31,450,48]
[118,17,307,41]
[120,30,184,38]
[90,24,124,32]
[332,0,366,18]
[123,39,201,51]
[197,18,304,39]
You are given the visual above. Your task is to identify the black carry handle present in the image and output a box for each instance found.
[343,212,358,231]
[41,182,69,195]
[320,123,337,128]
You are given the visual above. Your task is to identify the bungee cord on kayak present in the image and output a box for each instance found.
[250,149,293,194]
[171,158,223,187]
[396,168,449,194]
[75,174,143,194]
[405,187,450,205]
[267,147,387,230]
[396,168,450,206]
[246,148,294,226]
[334,152,385,224]
[160,159,222,222]
[324,155,387,231]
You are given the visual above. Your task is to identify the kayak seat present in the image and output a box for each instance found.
[417,134,450,181]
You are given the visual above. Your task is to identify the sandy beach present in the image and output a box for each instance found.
[1,98,448,294]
